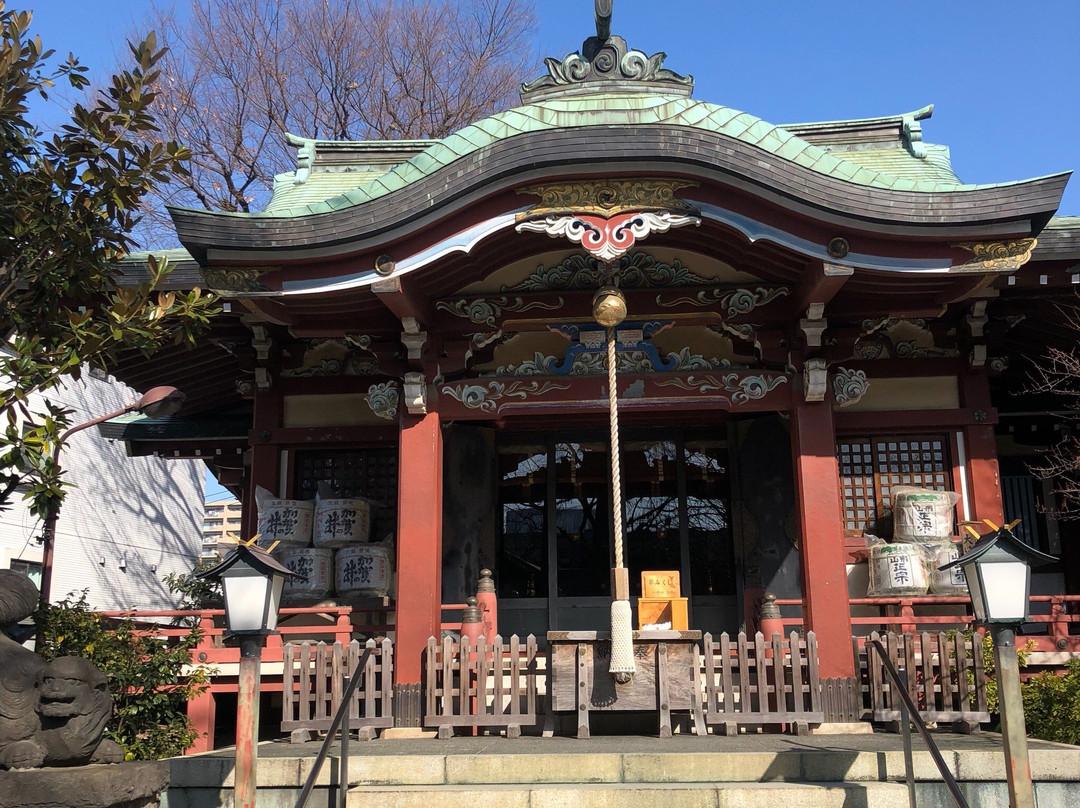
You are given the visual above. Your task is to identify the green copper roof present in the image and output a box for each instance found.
[187,92,1055,221]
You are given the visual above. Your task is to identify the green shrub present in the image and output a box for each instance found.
[36,592,212,760]
[975,631,1080,745]
[1020,659,1080,745]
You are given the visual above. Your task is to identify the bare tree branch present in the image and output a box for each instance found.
[1025,300,1080,519]
[128,0,538,246]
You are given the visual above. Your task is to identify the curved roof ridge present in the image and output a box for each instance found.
[780,104,934,133]
[168,95,1060,222]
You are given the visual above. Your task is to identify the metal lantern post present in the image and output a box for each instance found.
[941,525,1057,808]
[198,543,298,808]
[39,385,186,605]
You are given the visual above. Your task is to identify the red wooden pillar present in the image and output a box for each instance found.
[791,394,856,680]
[242,388,283,539]
[185,689,215,754]
[960,370,1004,527]
[393,410,444,685]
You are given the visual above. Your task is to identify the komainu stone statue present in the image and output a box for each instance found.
[0,571,123,769]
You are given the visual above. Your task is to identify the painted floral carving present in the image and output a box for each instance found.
[952,239,1037,272]
[436,296,563,327]
[656,373,788,405]
[658,286,789,316]
[515,179,699,218]
[515,211,700,261]
[833,367,869,408]
[503,252,714,292]
[441,380,571,412]
[489,347,728,377]
[364,382,399,421]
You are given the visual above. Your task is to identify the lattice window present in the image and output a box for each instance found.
[294,448,398,540]
[837,435,951,536]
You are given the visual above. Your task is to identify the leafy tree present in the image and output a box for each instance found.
[0,4,219,520]
[162,560,223,624]
[36,592,213,760]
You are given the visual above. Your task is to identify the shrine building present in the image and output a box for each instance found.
[110,6,1079,721]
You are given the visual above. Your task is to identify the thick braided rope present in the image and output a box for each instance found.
[607,327,624,569]
[606,325,635,678]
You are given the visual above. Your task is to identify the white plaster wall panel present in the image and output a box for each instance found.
[0,372,204,610]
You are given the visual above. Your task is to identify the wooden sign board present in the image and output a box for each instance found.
[641,570,681,599]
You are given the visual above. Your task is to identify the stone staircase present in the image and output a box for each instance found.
[164,734,1080,808]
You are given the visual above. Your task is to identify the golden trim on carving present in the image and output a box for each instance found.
[201,266,275,293]
[516,178,699,220]
[951,239,1036,273]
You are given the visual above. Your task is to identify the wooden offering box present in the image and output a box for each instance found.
[639,570,688,630]
[637,597,688,631]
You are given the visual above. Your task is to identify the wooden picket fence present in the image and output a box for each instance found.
[701,631,824,734]
[282,638,394,740]
[860,631,989,731]
[424,634,540,738]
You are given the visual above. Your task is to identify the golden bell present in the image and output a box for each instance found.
[592,286,627,328]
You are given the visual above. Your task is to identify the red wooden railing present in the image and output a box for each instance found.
[772,594,1080,654]
[98,584,498,754]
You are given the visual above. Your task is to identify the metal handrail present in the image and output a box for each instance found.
[869,639,970,808]
[293,646,373,808]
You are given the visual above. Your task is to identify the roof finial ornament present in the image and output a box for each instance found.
[521,0,692,103]
[595,0,612,41]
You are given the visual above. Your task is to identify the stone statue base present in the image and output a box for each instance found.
[0,760,168,808]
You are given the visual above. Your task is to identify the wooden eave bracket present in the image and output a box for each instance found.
[790,261,854,317]
[402,371,428,415]
[799,303,828,348]
[965,297,993,368]
[803,357,829,402]
[373,276,437,332]
[793,262,853,349]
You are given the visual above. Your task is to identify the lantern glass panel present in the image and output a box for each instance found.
[222,573,271,633]
[979,559,1029,622]
[963,560,987,621]
[266,574,284,631]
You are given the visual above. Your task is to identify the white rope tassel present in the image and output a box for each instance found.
[606,326,635,680]
[610,599,635,678]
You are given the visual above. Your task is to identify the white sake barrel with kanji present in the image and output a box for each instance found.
[256,499,313,547]
[274,547,333,604]
[335,544,392,600]
[893,488,958,543]
[313,498,371,547]
[868,542,928,597]
[929,541,968,596]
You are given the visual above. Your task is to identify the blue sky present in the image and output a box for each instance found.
[23,0,1080,500]
[27,0,1079,213]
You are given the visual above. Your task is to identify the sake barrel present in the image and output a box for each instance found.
[274,547,334,604]
[893,488,957,543]
[313,498,371,547]
[929,541,968,595]
[868,542,928,597]
[256,499,313,547]
[335,544,392,600]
